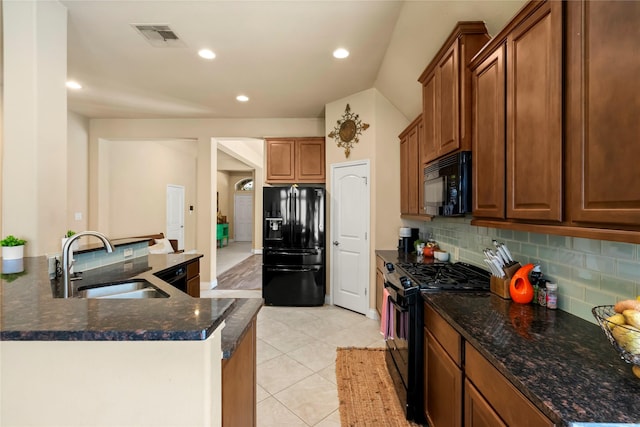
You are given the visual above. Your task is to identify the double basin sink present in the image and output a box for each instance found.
[75,279,169,299]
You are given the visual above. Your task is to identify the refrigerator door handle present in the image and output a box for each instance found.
[272,251,319,256]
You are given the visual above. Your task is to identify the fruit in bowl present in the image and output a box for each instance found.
[593,301,640,378]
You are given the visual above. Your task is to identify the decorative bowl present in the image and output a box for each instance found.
[592,305,640,377]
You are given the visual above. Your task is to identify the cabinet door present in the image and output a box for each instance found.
[418,120,426,215]
[376,269,384,316]
[422,72,438,164]
[472,44,506,219]
[425,330,462,427]
[437,39,460,158]
[266,139,295,182]
[222,319,257,427]
[506,1,563,221]
[400,136,409,214]
[408,123,420,214]
[464,379,506,427]
[567,1,640,226]
[296,138,325,183]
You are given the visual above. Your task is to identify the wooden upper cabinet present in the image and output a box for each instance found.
[296,138,326,182]
[567,1,640,227]
[506,0,563,221]
[472,43,506,219]
[400,115,422,215]
[419,22,490,163]
[265,137,325,183]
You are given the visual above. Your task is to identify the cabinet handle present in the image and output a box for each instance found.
[333,241,340,246]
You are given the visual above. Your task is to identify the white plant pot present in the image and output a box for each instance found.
[2,245,24,260]
[61,238,79,252]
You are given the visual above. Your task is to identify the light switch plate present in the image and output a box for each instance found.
[123,248,133,258]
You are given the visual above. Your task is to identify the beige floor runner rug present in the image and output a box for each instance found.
[336,348,420,427]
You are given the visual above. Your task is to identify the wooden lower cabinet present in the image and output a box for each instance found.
[423,303,553,427]
[222,319,257,427]
[424,329,462,427]
[423,303,463,426]
[186,259,200,298]
[465,379,507,427]
[465,343,552,427]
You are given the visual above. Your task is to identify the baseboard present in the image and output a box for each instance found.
[367,308,379,320]
[252,248,263,255]
[325,294,331,305]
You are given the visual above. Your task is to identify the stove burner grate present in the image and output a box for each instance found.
[396,262,490,291]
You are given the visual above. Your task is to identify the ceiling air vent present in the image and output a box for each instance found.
[131,24,186,48]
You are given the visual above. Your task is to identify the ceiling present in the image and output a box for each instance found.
[60,0,527,171]
[63,0,403,120]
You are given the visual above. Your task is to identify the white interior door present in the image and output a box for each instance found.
[166,185,185,250]
[234,193,253,242]
[331,160,370,315]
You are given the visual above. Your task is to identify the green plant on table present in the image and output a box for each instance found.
[65,230,76,238]
[1,235,26,247]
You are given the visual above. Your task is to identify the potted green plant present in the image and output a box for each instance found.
[61,230,78,251]
[1,235,26,260]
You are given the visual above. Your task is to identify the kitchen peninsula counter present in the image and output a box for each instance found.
[426,289,640,426]
[1,255,262,427]
[0,255,263,354]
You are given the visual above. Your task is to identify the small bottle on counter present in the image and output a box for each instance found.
[546,283,558,309]
[537,280,547,307]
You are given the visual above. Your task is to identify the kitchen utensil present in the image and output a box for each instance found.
[501,243,514,263]
[484,259,502,277]
[509,263,535,304]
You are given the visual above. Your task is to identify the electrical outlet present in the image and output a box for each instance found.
[454,247,460,261]
[123,248,133,258]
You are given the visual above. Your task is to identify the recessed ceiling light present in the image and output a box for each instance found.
[333,48,349,59]
[198,49,216,60]
[236,95,249,102]
[66,81,82,90]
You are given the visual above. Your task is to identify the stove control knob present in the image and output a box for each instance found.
[385,263,395,272]
[399,276,412,287]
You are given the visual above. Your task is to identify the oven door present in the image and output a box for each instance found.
[383,282,411,416]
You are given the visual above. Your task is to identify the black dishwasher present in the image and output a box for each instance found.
[155,265,187,293]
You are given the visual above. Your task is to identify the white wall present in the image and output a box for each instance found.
[67,112,89,233]
[2,0,67,256]
[326,88,408,313]
[88,118,323,285]
[105,140,198,249]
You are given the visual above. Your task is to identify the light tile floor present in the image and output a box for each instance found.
[255,304,385,426]
[205,250,385,426]
[203,285,385,427]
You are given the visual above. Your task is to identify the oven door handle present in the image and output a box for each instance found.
[388,296,408,313]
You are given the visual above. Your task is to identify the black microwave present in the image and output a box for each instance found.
[423,151,471,216]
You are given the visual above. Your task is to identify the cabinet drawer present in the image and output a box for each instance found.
[187,260,199,279]
[424,303,462,366]
[465,343,552,427]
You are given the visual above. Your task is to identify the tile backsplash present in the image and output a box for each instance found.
[403,216,640,323]
[73,241,149,272]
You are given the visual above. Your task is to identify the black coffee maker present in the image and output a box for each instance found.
[398,227,420,253]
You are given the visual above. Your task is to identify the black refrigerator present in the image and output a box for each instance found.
[262,185,325,306]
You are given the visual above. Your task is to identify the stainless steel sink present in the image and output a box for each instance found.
[76,279,169,299]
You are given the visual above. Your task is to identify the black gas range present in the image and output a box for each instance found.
[382,260,490,423]
[395,261,491,292]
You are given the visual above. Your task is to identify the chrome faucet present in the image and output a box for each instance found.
[62,231,114,298]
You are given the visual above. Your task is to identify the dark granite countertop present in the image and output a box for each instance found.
[376,250,640,426]
[0,255,261,349]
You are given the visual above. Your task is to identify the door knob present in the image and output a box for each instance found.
[333,241,340,246]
